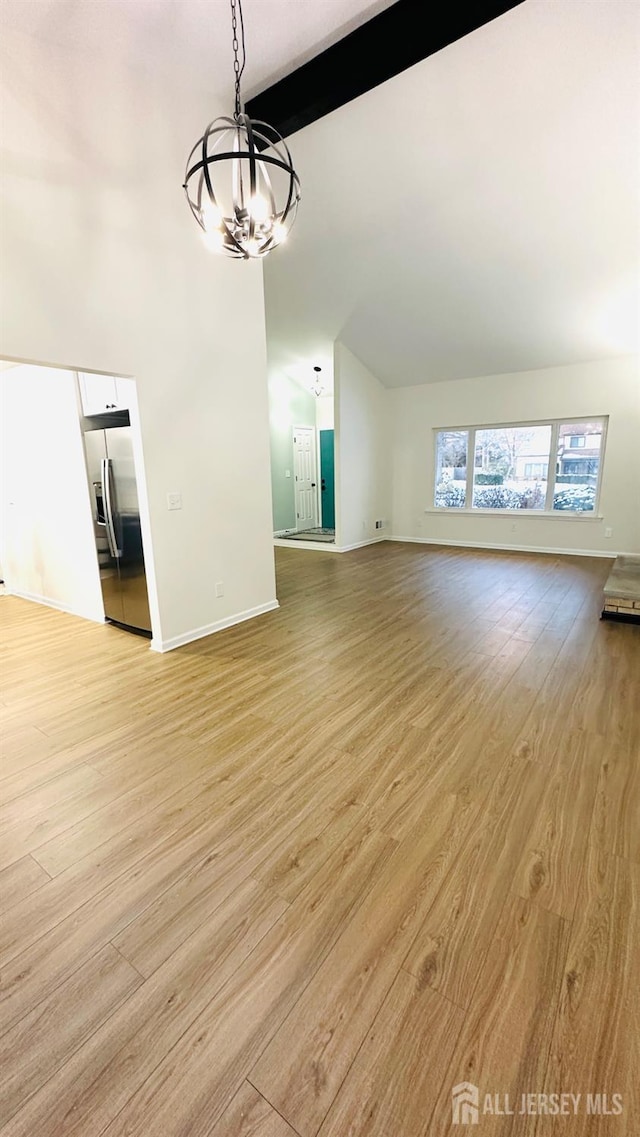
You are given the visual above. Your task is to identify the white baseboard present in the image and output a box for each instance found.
[150,599,279,653]
[388,535,618,558]
[274,538,339,552]
[273,535,387,553]
[336,536,388,552]
[5,588,105,623]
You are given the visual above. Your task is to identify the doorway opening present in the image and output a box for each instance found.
[280,425,335,543]
[269,368,335,545]
[0,359,154,636]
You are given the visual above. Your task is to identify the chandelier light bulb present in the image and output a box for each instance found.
[202,201,223,230]
[249,195,269,223]
[202,228,225,251]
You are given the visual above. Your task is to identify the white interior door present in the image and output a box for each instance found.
[293,426,318,531]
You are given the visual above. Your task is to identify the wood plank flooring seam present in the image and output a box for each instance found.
[246,956,412,1135]
[0,877,291,1137]
[400,755,553,1011]
[6,760,224,876]
[108,942,147,983]
[0,941,145,1130]
[426,894,574,1137]
[301,958,472,1137]
[458,884,573,1055]
[89,828,398,1136]
[0,795,274,988]
[0,855,53,914]
[443,859,572,1023]
[2,786,283,974]
[525,843,590,1129]
[24,761,238,879]
[398,965,468,1012]
[245,1079,305,1137]
[527,909,576,1137]
[536,848,640,1135]
[27,738,275,878]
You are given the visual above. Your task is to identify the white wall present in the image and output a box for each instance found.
[315,396,334,431]
[334,342,391,549]
[0,365,104,619]
[0,23,276,650]
[389,355,640,556]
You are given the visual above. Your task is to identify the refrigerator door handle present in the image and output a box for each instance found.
[93,481,107,527]
[101,457,121,559]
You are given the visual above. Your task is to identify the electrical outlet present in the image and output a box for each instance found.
[167,492,182,511]
[605,527,613,538]
[510,522,517,532]
[215,581,224,598]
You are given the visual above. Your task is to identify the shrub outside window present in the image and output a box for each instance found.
[433,418,607,514]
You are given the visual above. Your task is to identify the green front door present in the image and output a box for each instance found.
[319,429,335,529]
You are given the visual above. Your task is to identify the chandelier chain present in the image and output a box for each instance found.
[230,0,246,119]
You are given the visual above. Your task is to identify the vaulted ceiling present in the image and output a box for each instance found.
[0,0,396,101]
[262,0,640,388]
[2,0,638,392]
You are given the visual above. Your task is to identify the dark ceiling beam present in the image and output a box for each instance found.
[246,0,525,139]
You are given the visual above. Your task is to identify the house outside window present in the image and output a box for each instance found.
[524,462,549,479]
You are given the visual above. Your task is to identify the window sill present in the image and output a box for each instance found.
[425,508,604,522]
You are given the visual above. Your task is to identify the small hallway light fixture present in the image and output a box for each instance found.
[311,365,324,397]
[183,0,301,260]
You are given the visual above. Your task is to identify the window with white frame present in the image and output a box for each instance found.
[433,418,607,514]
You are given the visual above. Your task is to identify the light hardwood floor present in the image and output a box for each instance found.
[0,543,638,1136]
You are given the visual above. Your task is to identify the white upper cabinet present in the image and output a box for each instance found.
[78,372,129,415]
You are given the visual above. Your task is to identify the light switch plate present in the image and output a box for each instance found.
[167,492,182,511]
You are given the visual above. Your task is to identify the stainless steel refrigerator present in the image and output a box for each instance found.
[83,413,152,635]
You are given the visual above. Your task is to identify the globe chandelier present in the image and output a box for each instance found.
[183,0,301,260]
